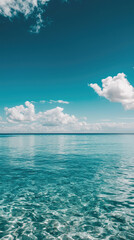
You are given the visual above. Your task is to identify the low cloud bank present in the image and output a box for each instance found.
[4,101,89,131]
[3,100,134,133]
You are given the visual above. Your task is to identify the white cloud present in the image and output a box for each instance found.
[0,0,48,17]
[0,0,50,33]
[90,73,134,110]
[5,101,36,122]
[49,100,69,104]
[4,101,86,130]
[3,101,134,133]
[30,10,44,33]
[38,107,77,126]
[29,100,69,104]
[0,0,70,33]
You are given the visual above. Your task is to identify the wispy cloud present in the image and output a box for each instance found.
[30,10,44,34]
[0,0,70,33]
[0,0,50,33]
[0,0,50,17]
[89,73,134,110]
[49,100,69,104]
[31,100,69,104]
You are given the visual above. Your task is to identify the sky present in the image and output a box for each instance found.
[0,0,134,133]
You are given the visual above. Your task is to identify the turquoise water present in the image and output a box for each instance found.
[0,134,134,240]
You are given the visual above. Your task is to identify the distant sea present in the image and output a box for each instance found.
[0,134,134,239]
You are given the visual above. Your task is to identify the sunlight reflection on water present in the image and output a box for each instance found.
[0,134,134,239]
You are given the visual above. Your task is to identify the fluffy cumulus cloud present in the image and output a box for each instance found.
[3,100,134,133]
[5,101,36,122]
[38,107,76,126]
[90,73,134,110]
[4,101,89,132]
[5,101,73,125]
[0,0,50,33]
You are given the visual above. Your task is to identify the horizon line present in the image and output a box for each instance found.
[0,133,134,135]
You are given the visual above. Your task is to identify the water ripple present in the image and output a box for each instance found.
[0,135,134,239]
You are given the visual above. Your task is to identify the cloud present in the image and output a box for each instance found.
[49,100,69,104]
[90,73,134,110]
[30,10,44,34]
[5,101,36,122]
[0,0,70,33]
[4,101,86,129]
[29,100,69,104]
[0,0,50,33]
[0,0,49,17]
[3,101,134,133]
[38,106,76,126]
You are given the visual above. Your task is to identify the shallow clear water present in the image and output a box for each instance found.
[0,134,134,240]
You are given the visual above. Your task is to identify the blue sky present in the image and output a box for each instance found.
[0,0,134,132]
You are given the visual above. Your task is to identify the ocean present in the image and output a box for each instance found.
[0,134,134,239]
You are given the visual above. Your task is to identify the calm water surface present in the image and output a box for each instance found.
[0,134,134,239]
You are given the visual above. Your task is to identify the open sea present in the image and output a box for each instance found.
[0,134,134,240]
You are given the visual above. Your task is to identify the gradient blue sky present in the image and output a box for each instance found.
[0,0,134,132]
